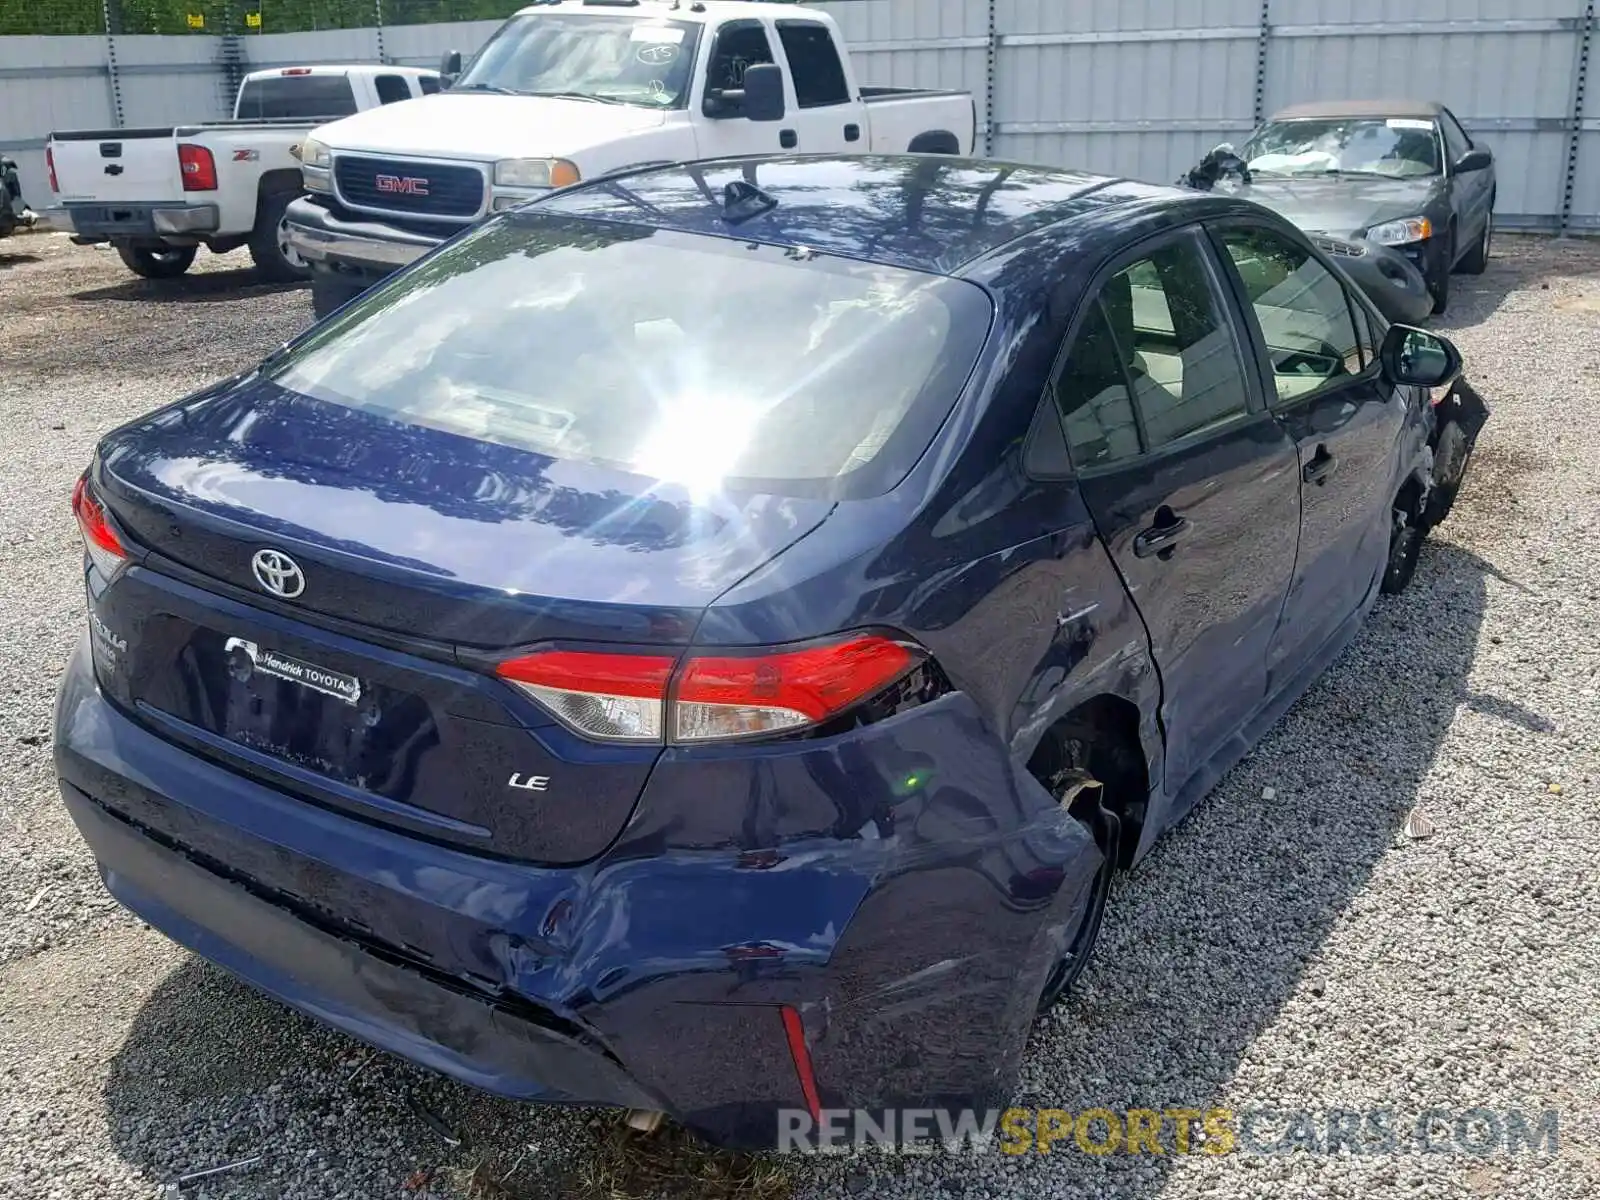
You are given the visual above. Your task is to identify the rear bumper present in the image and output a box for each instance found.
[61,201,219,243]
[284,195,443,282]
[54,636,1100,1147]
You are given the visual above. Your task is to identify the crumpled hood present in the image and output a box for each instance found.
[1231,175,1441,236]
[311,92,669,161]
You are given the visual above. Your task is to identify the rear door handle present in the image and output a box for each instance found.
[1303,446,1337,486]
[1133,516,1190,559]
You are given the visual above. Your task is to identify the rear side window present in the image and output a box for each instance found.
[374,74,413,105]
[777,21,851,108]
[236,74,359,120]
[419,75,441,95]
[1219,227,1363,405]
[265,219,992,501]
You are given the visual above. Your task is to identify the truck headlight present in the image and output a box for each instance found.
[299,138,331,169]
[1366,216,1433,246]
[493,158,581,189]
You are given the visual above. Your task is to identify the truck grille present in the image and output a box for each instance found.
[334,155,484,220]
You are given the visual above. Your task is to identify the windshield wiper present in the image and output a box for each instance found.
[527,90,628,105]
[454,82,522,96]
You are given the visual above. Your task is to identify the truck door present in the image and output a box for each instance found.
[771,20,869,153]
[693,20,797,158]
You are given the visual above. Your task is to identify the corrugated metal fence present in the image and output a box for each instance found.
[3,0,1597,232]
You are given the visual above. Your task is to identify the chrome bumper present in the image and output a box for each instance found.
[283,196,444,276]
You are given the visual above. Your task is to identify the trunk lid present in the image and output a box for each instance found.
[50,130,183,205]
[90,377,833,863]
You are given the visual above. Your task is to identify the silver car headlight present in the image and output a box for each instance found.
[493,158,581,189]
[298,138,331,169]
[1366,216,1434,246]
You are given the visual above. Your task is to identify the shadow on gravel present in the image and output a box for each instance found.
[0,252,41,269]
[72,270,307,304]
[97,542,1531,1199]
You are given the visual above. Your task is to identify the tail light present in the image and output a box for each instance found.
[71,475,128,579]
[496,633,926,746]
[178,143,217,191]
[46,146,58,193]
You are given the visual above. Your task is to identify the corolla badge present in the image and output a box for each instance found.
[251,549,305,598]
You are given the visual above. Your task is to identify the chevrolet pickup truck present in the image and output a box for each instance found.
[286,0,978,316]
[45,65,439,282]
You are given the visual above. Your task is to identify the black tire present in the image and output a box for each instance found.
[116,243,196,279]
[1034,722,1130,1011]
[249,190,311,283]
[1424,419,1472,528]
[310,270,365,320]
[1381,504,1425,595]
[1457,205,1493,276]
[1428,234,1453,315]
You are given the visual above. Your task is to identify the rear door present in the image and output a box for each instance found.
[49,133,182,204]
[1052,228,1302,796]
[1212,221,1406,686]
[772,19,867,152]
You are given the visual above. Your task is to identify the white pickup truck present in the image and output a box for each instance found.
[286,0,978,316]
[46,65,439,282]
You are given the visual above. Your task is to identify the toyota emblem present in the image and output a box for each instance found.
[251,549,305,599]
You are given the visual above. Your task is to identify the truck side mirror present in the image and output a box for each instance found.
[439,49,461,88]
[740,63,787,122]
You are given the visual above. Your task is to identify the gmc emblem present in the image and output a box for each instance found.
[375,174,429,195]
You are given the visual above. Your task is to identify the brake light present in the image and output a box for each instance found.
[46,146,58,193]
[281,67,312,75]
[495,634,922,745]
[178,143,217,191]
[71,475,128,578]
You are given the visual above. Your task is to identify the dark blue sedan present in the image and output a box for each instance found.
[55,154,1475,1148]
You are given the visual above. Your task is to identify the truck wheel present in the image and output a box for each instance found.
[249,190,312,283]
[310,271,365,320]
[116,244,196,280]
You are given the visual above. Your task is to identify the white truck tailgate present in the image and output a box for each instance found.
[51,133,181,204]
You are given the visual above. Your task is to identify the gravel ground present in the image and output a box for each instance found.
[1,231,1597,1200]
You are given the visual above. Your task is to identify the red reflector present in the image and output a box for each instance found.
[177,143,217,191]
[497,650,674,699]
[46,146,58,193]
[781,1006,822,1123]
[676,635,916,724]
[71,475,127,570]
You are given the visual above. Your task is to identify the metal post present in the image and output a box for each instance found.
[1252,0,1272,125]
[984,0,998,157]
[375,0,388,65]
[101,0,125,128]
[1561,0,1594,234]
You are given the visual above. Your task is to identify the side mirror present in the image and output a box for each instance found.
[1454,147,1492,173]
[1381,325,1463,388]
[439,49,461,88]
[741,63,787,122]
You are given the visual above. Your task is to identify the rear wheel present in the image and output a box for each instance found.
[249,190,311,283]
[1034,723,1129,1011]
[116,243,196,279]
[310,270,365,320]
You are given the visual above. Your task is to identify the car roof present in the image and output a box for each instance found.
[531,154,1187,277]
[1269,98,1445,121]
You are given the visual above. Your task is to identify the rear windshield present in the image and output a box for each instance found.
[235,75,359,120]
[266,218,991,500]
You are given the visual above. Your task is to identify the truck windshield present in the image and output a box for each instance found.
[1244,118,1442,179]
[453,15,704,109]
[263,217,992,501]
